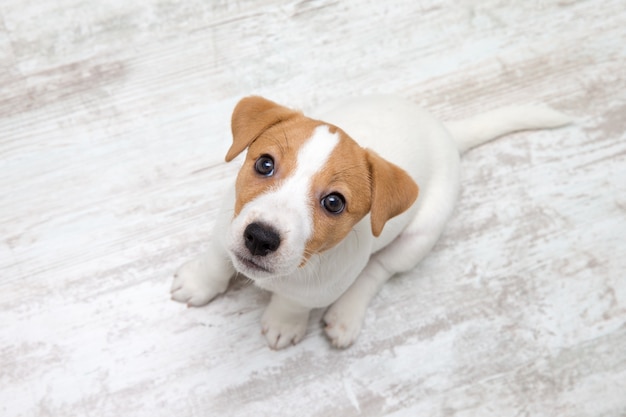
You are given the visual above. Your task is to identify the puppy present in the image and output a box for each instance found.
[171,95,570,349]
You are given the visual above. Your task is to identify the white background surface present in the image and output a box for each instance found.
[1,0,625,416]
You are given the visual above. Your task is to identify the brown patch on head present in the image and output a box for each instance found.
[302,131,419,260]
[227,96,326,216]
[303,130,372,258]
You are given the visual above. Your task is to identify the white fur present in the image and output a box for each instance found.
[171,95,571,349]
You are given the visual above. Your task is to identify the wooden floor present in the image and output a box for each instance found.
[1,1,625,416]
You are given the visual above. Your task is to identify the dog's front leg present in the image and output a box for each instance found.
[261,293,311,350]
[170,239,235,307]
[323,258,392,348]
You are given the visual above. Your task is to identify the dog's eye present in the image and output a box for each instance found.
[321,193,345,214]
[254,155,274,176]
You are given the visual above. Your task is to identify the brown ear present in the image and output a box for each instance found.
[366,150,419,237]
[225,96,300,162]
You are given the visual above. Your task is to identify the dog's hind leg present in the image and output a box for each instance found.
[323,177,460,348]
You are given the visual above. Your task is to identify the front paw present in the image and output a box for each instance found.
[261,306,309,350]
[323,300,366,349]
[170,257,230,307]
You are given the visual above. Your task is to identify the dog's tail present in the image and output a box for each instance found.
[445,105,572,154]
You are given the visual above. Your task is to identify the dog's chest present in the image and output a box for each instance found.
[251,217,374,308]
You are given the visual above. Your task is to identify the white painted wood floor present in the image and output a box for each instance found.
[1,1,625,416]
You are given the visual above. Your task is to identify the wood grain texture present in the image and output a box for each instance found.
[1,0,625,416]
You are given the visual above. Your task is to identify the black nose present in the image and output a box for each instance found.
[244,223,281,256]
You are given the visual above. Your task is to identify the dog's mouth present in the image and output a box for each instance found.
[234,254,273,275]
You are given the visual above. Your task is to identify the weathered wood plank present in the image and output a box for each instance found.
[1,0,625,416]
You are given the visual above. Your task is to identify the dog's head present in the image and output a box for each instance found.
[223,96,418,279]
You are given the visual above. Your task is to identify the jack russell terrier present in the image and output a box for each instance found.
[171,95,570,349]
